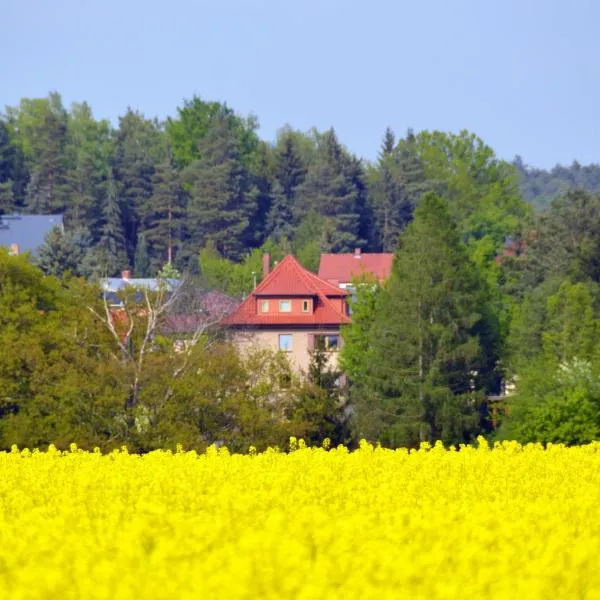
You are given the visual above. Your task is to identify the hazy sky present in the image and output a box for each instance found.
[3,0,599,167]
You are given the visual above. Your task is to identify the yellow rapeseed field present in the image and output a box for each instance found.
[1,438,600,599]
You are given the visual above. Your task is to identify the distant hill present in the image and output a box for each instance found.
[514,156,600,209]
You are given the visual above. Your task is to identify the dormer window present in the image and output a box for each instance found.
[279,300,292,313]
[302,299,311,313]
[260,300,269,313]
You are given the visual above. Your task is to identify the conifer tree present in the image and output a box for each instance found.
[143,156,184,272]
[360,193,490,448]
[113,109,163,260]
[186,116,256,261]
[266,133,307,240]
[96,170,128,276]
[295,129,365,252]
[369,128,427,251]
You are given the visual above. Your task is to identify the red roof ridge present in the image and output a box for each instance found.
[222,254,350,326]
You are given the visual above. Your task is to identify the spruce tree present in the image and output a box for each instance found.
[361,193,489,448]
[295,129,364,252]
[369,128,427,252]
[266,133,307,240]
[186,116,256,261]
[143,156,184,272]
[96,170,128,276]
[113,109,163,261]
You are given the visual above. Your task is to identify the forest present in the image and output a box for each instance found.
[2,91,600,450]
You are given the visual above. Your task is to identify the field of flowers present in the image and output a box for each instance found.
[1,438,600,599]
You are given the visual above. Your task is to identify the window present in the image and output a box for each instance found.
[316,334,339,352]
[279,334,293,352]
[302,299,311,313]
[279,300,292,313]
[260,300,269,313]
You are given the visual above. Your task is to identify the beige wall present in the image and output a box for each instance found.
[233,329,341,374]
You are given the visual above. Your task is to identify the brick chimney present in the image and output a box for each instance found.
[8,243,19,256]
[262,253,270,279]
[121,270,131,280]
[354,248,361,259]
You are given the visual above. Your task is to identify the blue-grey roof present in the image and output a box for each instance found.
[0,214,64,254]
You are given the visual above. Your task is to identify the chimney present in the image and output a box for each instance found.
[354,248,361,259]
[262,253,270,279]
[121,270,131,280]
[8,243,19,256]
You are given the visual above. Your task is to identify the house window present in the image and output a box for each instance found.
[316,334,340,352]
[260,300,269,313]
[279,300,292,313]
[279,334,293,352]
[302,299,311,313]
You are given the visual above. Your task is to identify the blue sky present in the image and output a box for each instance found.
[3,0,599,167]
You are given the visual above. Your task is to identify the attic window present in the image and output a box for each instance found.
[279,300,292,313]
[302,300,311,313]
[260,300,269,313]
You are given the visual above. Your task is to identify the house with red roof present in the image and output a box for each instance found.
[318,248,394,289]
[222,254,350,372]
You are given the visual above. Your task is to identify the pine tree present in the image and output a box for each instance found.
[142,156,184,273]
[295,129,364,252]
[186,116,256,261]
[361,193,489,448]
[96,170,128,276]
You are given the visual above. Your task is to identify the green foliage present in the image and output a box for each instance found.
[295,129,366,252]
[340,274,382,382]
[35,226,87,277]
[498,359,600,445]
[185,116,257,261]
[166,96,260,169]
[198,240,286,298]
[356,194,490,448]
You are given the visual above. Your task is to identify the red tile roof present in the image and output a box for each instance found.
[255,255,347,297]
[318,252,394,283]
[222,255,350,327]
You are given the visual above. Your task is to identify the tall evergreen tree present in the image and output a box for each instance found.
[266,133,307,240]
[112,109,164,262]
[295,129,365,252]
[368,128,427,252]
[142,156,184,272]
[359,193,490,448]
[63,102,113,233]
[96,170,128,276]
[185,116,257,261]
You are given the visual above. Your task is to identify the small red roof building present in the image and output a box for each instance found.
[222,255,349,372]
[223,255,350,327]
[318,248,393,287]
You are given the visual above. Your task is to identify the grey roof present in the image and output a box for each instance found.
[0,214,64,254]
